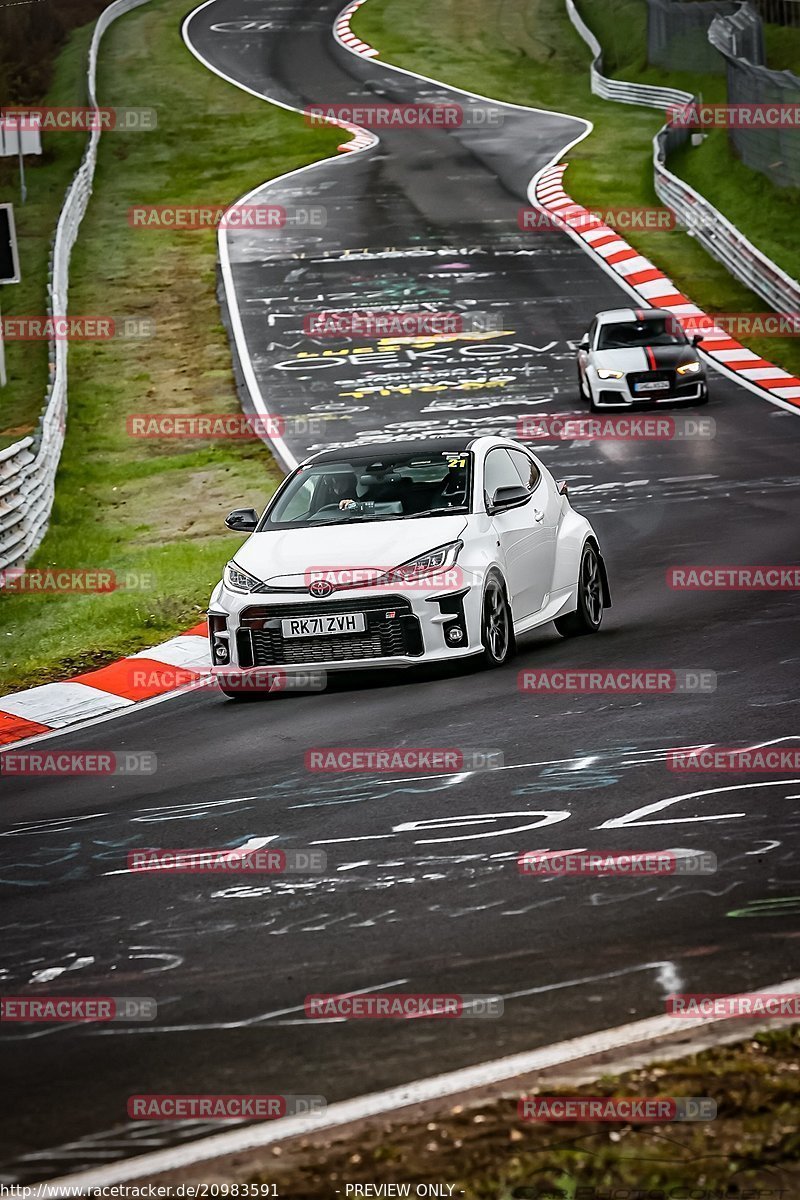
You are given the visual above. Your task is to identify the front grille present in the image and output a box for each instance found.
[237,596,423,666]
[628,369,674,395]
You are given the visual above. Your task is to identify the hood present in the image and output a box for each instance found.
[232,514,468,589]
[594,345,699,373]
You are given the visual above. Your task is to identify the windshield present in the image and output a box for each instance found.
[597,318,688,350]
[262,451,473,529]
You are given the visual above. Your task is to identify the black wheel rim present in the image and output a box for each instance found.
[582,547,603,625]
[484,582,509,661]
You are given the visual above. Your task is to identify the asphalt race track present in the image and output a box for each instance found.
[1,0,799,1183]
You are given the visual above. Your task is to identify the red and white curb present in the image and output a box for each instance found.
[0,621,211,748]
[336,120,375,153]
[334,0,379,59]
[535,163,800,413]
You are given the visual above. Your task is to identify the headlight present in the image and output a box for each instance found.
[677,360,701,374]
[597,368,624,380]
[224,561,261,593]
[389,541,463,581]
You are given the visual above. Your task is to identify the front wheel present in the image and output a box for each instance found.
[479,577,514,668]
[555,542,604,637]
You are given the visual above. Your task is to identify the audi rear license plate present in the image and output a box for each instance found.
[281,612,367,638]
[635,380,670,392]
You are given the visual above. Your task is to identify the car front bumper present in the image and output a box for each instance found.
[207,578,487,673]
[589,369,706,407]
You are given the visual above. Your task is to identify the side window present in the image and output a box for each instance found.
[483,449,522,506]
[587,318,597,348]
[508,449,541,493]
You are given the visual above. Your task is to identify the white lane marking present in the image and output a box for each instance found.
[45,976,800,1188]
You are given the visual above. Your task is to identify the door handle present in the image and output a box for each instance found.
[533,509,545,523]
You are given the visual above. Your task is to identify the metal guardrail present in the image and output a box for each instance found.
[565,0,800,316]
[0,0,151,580]
[566,0,693,110]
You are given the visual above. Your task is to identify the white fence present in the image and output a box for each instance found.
[0,0,151,578]
[565,0,800,315]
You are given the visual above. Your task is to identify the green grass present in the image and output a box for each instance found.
[0,28,94,448]
[0,0,341,695]
[352,0,800,376]
[247,1027,800,1197]
[579,0,800,284]
[764,23,800,72]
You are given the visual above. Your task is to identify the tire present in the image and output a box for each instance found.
[555,541,604,637]
[479,576,514,668]
[583,372,602,413]
[578,365,595,408]
[578,366,588,403]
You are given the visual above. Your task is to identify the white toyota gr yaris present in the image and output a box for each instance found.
[208,437,610,690]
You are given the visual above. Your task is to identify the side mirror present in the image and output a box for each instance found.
[691,332,704,345]
[578,337,590,352]
[556,479,570,497]
[225,508,259,532]
[490,485,529,512]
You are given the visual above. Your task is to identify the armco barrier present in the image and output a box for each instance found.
[0,0,151,580]
[566,0,800,316]
[566,0,692,110]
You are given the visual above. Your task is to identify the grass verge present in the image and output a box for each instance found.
[0,0,340,695]
[248,1027,800,1198]
[352,0,800,375]
[578,0,800,286]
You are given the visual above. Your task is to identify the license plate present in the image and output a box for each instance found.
[635,380,670,392]
[281,612,366,638]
